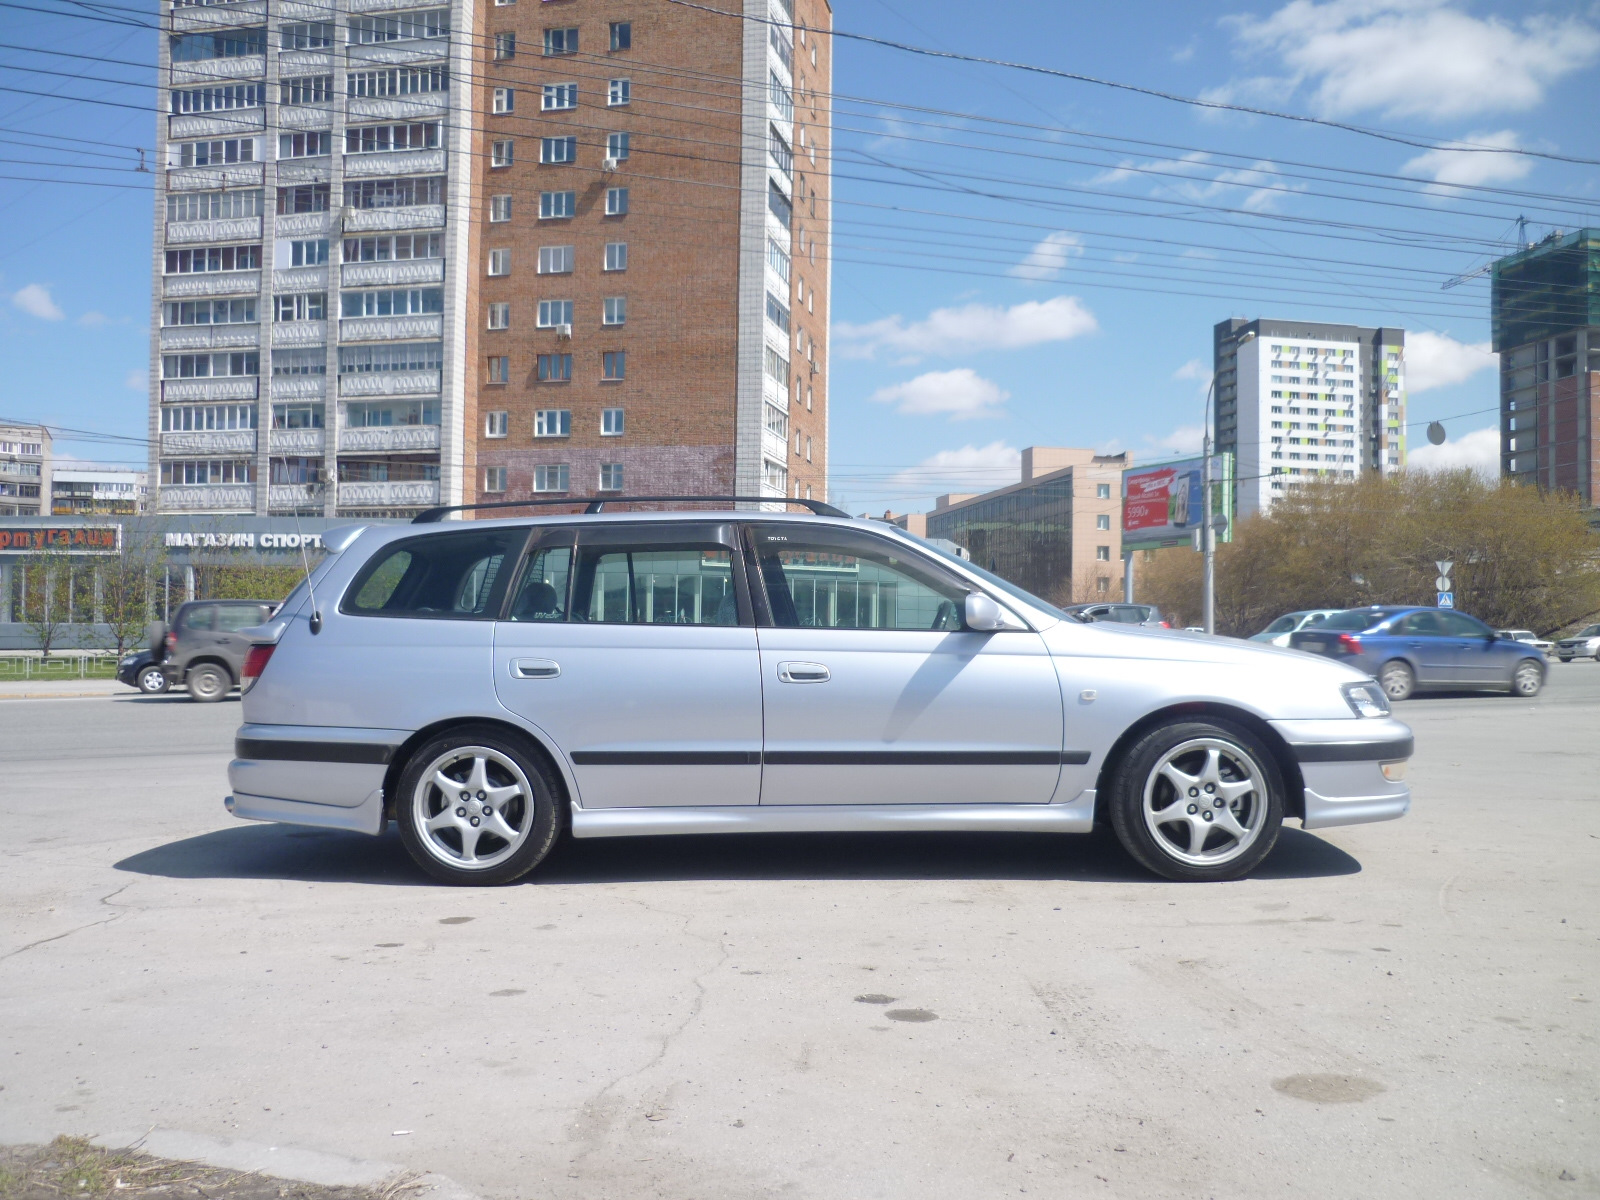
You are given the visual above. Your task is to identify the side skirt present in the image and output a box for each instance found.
[570,790,1098,838]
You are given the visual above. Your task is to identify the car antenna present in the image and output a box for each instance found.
[290,476,323,635]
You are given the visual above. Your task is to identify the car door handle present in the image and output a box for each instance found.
[511,658,561,679]
[1407,641,1422,648]
[777,661,830,684]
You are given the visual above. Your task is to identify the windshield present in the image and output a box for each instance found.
[1320,609,1393,631]
[916,539,1074,622]
[1263,615,1299,634]
[1581,625,1600,637]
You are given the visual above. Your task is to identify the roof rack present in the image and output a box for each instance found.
[412,495,851,524]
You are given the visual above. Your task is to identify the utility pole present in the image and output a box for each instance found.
[1202,377,1216,635]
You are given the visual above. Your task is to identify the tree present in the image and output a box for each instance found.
[98,528,166,657]
[15,548,73,658]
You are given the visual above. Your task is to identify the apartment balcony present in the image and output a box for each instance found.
[337,479,439,508]
[161,428,257,455]
[162,271,261,299]
[274,212,332,238]
[270,376,326,401]
[346,43,452,69]
[348,0,439,12]
[344,149,448,179]
[170,0,265,32]
[167,162,264,191]
[273,265,329,292]
[347,94,449,123]
[339,370,441,398]
[166,215,262,245]
[158,323,260,351]
[169,55,265,86]
[161,377,260,403]
[276,48,333,74]
[339,314,443,343]
[169,111,264,141]
[275,160,331,187]
[160,484,255,511]
[271,319,326,347]
[269,482,323,510]
[762,427,788,461]
[277,104,336,131]
[338,424,440,453]
[343,205,445,233]
[269,427,325,454]
[341,259,444,287]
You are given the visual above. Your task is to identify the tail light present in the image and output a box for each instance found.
[1160,620,1171,629]
[240,644,276,693]
[1337,633,1362,654]
[164,631,177,656]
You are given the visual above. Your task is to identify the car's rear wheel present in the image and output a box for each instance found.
[1107,720,1284,882]
[137,665,168,694]
[1378,659,1415,701]
[1510,658,1544,697]
[186,663,229,703]
[395,726,561,886]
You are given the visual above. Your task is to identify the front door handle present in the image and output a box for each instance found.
[511,658,561,679]
[778,661,830,684]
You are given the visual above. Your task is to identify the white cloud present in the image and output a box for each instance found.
[1407,425,1498,479]
[12,284,63,321]
[1173,358,1211,381]
[1401,130,1534,191]
[887,442,1021,499]
[1009,232,1083,282]
[124,368,146,390]
[869,369,1009,421]
[836,296,1097,360]
[1146,424,1206,456]
[1218,0,1600,121]
[1406,331,1495,393]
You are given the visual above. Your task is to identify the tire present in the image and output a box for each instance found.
[1107,719,1285,882]
[1509,658,1544,697]
[395,725,562,886]
[137,665,169,694]
[1377,659,1415,702]
[186,662,230,703]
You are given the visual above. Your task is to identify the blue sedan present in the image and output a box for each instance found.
[1288,606,1546,700]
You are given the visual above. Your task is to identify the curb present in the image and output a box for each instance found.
[0,691,124,700]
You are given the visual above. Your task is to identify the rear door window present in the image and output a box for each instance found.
[215,605,268,632]
[342,528,528,619]
[1398,611,1445,636]
[180,605,215,632]
[576,544,739,625]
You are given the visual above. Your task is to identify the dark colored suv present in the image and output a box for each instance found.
[155,600,277,702]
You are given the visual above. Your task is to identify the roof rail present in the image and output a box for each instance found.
[412,495,851,524]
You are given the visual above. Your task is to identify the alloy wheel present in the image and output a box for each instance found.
[1141,738,1269,868]
[1379,661,1414,701]
[410,745,535,871]
[1513,660,1543,696]
[137,666,167,693]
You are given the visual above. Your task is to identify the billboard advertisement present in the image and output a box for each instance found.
[1122,454,1232,550]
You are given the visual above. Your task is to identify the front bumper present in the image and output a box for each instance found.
[1272,717,1412,829]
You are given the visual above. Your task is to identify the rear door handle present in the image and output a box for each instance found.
[511,658,561,679]
[778,661,830,684]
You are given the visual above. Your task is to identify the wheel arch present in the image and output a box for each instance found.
[381,714,574,827]
[184,656,236,684]
[1093,701,1306,823]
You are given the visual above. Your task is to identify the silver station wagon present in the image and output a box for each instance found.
[226,500,1412,885]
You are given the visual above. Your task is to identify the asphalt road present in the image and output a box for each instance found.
[1,669,1597,1199]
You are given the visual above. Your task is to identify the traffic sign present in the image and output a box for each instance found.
[1437,592,1454,609]
[1435,575,1452,591]
[1436,561,1453,576]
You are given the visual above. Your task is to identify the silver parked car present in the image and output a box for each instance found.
[1555,624,1600,662]
[226,504,1412,885]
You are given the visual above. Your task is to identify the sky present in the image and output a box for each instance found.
[0,0,1596,512]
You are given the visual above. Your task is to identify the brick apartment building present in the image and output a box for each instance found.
[472,0,831,506]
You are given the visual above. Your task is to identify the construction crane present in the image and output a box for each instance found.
[1442,216,1530,290]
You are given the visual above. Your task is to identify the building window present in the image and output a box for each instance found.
[492,140,514,167]
[484,411,509,438]
[174,82,266,113]
[175,138,256,167]
[764,345,790,388]
[535,410,571,438]
[493,31,515,59]
[769,71,793,121]
[537,354,572,382]
[602,351,626,381]
[347,65,448,98]
[159,460,255,485]
[540,136,577,164]
[1096,513,1110,530]
[609,21,631,51]
[1096,546,1111,561]
[342,232,442,262]
[805,386,813,411]
[160,404,256,431]
[1095,483,1111,500]
[765,403,788,440]
[604,242,628,271]
[170,28,267,61]
[540,190,575,218]
[340,288,442,317]
[608,78,631,106]
[769,123,793,176]
[487,302,510,330]
[349,10,449,44]
[346,123,439,154]
[168,188,262,222]
[276,183,330,214]
[280,21,333,49]
[605,187,629,215]
[602,408,624,436]
[484,466,507,494]
[162,351,259,378]
[343,177,446,210]
[763,459,787,493]
[767,236,790,283]
[337,342,443,373]
[493,87,515,114]
[162,297,257,326]
[490,194,512,222]
[278,132,331,159]
[768,180,792,226]
[537,300,573,328]
[487,356,509,384]
[543,27,578,55]
[765,291,790,331]
[1096,577,1110,594]
[288,238,328,266]
[606,132,630,162]
[602,297,626,326]
[534,464,570,492]
[274,292,325,321]
[537,245,575,275]
[806,436,813,462]
[598,463,624,491]
[270,347,325,376]
[488,248,511,276]
[542,83,577,110]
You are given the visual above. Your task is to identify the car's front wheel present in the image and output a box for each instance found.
[395,726,562,886]
[137,665,168,694]
[1510,658,1544,697]
[1378,659,1415,701]
[186,663,229,702]
[1107,720,1284,882]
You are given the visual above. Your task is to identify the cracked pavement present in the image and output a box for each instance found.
[0,679,1597,1198]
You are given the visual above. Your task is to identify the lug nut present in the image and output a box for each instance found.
[1203,812,1214,822]
[1214,798,1224,808]
[1187,804,1197,814]
[1188,787,1199,797]
[459,791,470,802]
[470,816,481,827]
[482,805,492,816]
[1204,784,1215,793]
[477,791,486,801]
[455,806,465,817]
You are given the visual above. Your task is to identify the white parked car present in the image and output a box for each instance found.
[1251,610,1344,648]
[1496,629,1553,656]
[226,504,1412,886]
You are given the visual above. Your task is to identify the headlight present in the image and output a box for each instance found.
[1342,681,1390,718]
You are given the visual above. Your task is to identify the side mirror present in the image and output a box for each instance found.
[964,592,1025,632]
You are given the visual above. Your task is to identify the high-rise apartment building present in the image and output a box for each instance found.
[1214,318,1406,518]
[472,0,829,505]
[149,0,830,518]
[1493,229,1600,507]
[0,422,52,517]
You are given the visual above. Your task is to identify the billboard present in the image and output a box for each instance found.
[1122,454,1233,550]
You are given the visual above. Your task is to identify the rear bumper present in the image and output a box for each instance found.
[227,790,386,835]
[227,723,408,835]
[1271,717,1412,829]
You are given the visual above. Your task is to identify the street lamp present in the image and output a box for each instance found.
[1202,377,1216,636]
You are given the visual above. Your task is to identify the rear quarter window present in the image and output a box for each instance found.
[1320,610,1389,631]
[342,529,528,619]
